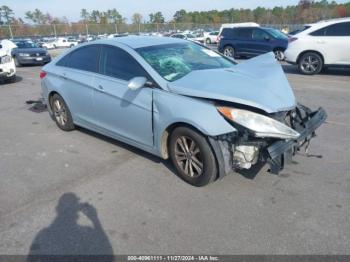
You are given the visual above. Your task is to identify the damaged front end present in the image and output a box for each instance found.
[209,104,327,177]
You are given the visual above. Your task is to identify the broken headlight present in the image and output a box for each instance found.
[217,107,300,140]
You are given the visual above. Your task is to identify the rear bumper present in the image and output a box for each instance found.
[267,107,327,173]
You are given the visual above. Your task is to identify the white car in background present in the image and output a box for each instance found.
[0,40,16,83]
[285,17,350,75]
[203,31,219,44]
[170,33,202,43]
[53,37,78,48]
[42,40,56,50]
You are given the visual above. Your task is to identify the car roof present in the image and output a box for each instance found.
[222,26,262,30]
[94,36,187,49]
[298,17,350,35]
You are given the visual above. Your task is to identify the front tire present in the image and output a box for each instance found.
[169,127,217,187]
[50,94,75,131]
[298,52,323,75]
[223,46,235,58]
[206,38,211,44]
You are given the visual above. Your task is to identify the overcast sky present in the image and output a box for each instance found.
[3,0,349,22]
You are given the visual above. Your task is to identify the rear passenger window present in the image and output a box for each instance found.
[68,45,100,73]
[221,28,233,37]
[100,46,147,81]
[236,28,252,39]
[310,22,350,37]
[57,45,100,73]
[325,22,350,36]
[310,27,326,36]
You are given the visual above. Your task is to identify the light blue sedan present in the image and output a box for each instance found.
[41,36,326,186]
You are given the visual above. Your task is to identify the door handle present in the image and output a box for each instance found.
[95,85,105,92]
[60,73,67,80]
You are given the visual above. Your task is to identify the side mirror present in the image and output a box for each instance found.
[128,76,147,90]
[264,36,270,41]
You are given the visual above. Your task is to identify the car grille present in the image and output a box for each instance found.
[30,53,46,57]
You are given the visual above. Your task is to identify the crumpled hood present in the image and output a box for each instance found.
[167,52,296,113]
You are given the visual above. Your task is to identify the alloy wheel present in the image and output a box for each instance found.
[223,47,234,57]
[300,55,321,74]
[174,136,203,178]
[274,50,285,61]
[52,98,68,126]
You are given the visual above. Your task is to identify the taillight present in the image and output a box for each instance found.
[288,37,298,43]
[40,71,47,79]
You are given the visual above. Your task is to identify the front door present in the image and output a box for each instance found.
[92,45,153,147]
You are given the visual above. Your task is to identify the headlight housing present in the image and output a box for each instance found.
[18,53,30,57]
[0,55,12,64]
[217,106,300,140]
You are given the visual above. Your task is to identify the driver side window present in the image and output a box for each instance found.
[99,46,148,81]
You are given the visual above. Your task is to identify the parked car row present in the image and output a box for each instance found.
[0,38,52,82]
[36,37,80,49]
[216,18,350,74]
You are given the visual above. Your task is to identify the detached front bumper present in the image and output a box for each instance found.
[267,107,327,173]
[0,60,16,79]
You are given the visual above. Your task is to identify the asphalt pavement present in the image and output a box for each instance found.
[0,61,350,255]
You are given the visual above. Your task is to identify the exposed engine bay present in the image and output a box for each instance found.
[210,104,327,176]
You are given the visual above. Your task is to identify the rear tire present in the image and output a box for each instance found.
[169,127,217,187]
[298,52,323,75]
[274,49,285,61]
[50,94,75,131]
[206,38,211,44]
[223,46,235,58]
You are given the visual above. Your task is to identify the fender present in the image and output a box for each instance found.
[152,88,236,157]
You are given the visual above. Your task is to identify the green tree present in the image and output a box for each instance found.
[0,5,14,24]
[80,9,90,22]
[108,8,123,24]
[149,11,164,23]
[132,13,143,24]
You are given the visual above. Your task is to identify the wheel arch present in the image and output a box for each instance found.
[223,44,235,50]
[273,46,286,52]
[160,122,208,160]
[160,121,231,181]
[297,50,325,65]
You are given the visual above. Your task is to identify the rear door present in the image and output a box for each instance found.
[92,45,154,147]
[235,28,253,55]
[324,22,350,64]
[54,45,100,125]
[310,22,350,64]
